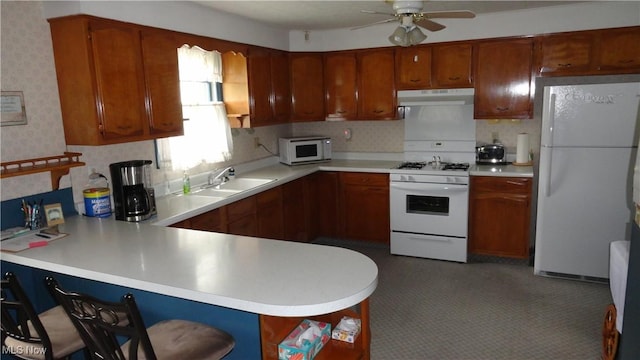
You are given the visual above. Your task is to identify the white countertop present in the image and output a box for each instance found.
[1,215,378,317]
[470,163,535,178]
[2,158,532,317]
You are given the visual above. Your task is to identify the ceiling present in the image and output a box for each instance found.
[194,1,586,31]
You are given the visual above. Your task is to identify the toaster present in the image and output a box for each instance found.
[476,144,508,164]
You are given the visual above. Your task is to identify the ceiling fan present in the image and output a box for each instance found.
[355,0,476,47]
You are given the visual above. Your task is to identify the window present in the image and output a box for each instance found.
[156,45,233,171]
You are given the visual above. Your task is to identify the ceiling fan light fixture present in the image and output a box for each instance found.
[388,26,409,47]
[407,26,427,44]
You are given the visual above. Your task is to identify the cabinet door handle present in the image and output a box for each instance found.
[495,107,510,112]
[448,76,460,81]
[372,109,385,114]
[336,110,346,114]
[410,78,421,83]
[557,63,572,67]
[618,59,634,64]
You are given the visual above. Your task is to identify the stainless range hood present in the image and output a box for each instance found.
[397,88,475,106]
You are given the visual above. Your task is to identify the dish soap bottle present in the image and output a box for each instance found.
[182,171,191,194]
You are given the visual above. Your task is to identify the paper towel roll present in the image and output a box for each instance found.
[516,133,530,164]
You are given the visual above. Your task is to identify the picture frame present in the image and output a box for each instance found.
[0,91,27,126]
[44,203,65,226]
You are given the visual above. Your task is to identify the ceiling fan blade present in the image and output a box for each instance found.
[351,17,398,30]
[415,18,446,32]
[361,9,396,16]
[421,10,476,19]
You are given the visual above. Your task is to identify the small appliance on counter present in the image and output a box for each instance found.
[109,160,156,222]
[475,143,508,165]
[279,136,332,165]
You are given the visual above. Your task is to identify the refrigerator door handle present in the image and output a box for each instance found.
[544,148,553,197]
[541,91,556,197]
[544,93,556,147]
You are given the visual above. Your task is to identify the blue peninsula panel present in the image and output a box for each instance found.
[1,262,260,360]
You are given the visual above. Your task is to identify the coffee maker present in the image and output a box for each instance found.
[109,160,156,222]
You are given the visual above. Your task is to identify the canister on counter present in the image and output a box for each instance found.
[83,187,111,217]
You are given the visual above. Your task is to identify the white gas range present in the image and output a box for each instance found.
[390,157,472,263]
[391,92,475,263]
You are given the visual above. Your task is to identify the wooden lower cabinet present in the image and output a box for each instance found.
[308,172,340,239]
[283,178,310,242]
[257,186,285,240]
[188,208,226,233]
[171,171,391,245]
[468,176,532,258]
[169,209,225,232]
[259,298,370,360]
[339,172,390,244]
[226,196,258,236]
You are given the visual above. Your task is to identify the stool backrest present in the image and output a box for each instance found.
[1,272,54,360]
[45,277,157,360]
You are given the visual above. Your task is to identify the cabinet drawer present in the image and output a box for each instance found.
[256,187,282,207]
[228,215,257,236]
[471,176,531,194]
[226,197,256,222]
[340,172,388,186]
[189,208,224,232]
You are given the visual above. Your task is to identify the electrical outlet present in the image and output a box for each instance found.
[254,137,260,148]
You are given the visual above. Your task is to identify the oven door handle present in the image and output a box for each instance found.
[390,182,468,194]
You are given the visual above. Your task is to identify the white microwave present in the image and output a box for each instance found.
[279,136,332,165]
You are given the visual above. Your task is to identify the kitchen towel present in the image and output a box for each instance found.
[516,133,530,164]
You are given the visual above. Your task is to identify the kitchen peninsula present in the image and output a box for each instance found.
[1,201,378,359]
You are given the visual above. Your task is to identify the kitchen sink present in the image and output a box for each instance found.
[190,177,276,197]
[212,177,276,191]
[190,188,241,197]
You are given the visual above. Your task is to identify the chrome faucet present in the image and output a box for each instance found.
[208,167,233,186]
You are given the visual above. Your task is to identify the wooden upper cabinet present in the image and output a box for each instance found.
[324,52,358,120]
[290,53,325,122]
[48,15,183,145]
[536,33,594,76]
[474,38,534,119]
[595,27,640,73]
[536,26,640,76]
[247,47,273,127]
[357,49,396,120]
[140,30,183,137]
[246,46,291,127]
[271,50,291,123]
[90,21,147,140]
[395,46,432,90]
[431,43,473,88]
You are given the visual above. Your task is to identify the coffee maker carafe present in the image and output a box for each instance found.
[109,160,156,222]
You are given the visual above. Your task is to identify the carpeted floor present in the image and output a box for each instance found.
[315,238,611,360]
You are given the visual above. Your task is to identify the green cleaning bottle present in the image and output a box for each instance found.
[183,171,191,194]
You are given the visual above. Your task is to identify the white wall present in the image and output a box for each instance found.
[290,2,640,51]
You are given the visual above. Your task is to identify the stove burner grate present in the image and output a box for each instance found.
[442,163,470,171]
[396,161,427,170]
[396,161,470,171]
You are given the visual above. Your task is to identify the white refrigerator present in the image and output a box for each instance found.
[534,82,640,279]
